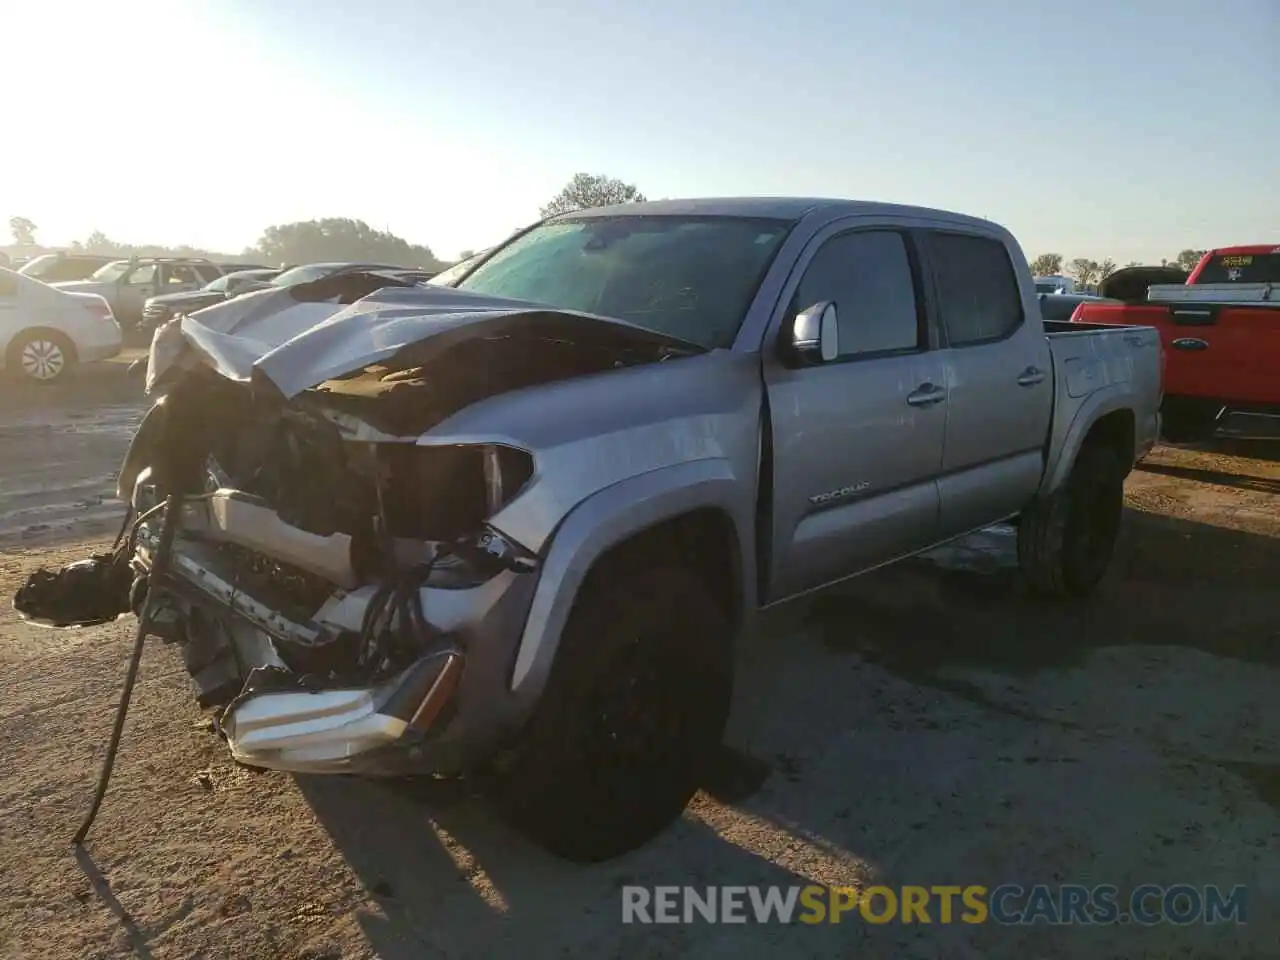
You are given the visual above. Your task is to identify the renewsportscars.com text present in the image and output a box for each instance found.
[621,884,1248,926]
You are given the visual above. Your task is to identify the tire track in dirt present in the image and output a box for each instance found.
[0,398,145,547]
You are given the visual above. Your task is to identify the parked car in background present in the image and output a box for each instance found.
[377,268,439,283]
[1070,247,1280,441]
[18,252,120,284]
[214,261,271,274]
[1034,274,1078,295]
[253,261,415,291]
[52,257,226,330]
[1,267,121,384]
[137,268,283,336]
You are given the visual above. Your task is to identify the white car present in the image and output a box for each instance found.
[1,267,122,384]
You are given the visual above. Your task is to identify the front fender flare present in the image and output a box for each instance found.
[503,458,754,703]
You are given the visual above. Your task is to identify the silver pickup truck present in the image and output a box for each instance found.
[17,198,1161,862]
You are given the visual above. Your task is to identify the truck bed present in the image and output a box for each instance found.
[1041,320,1163,482]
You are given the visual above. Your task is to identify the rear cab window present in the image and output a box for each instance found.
[921,232,1024,346]
[1191,249,1280,284]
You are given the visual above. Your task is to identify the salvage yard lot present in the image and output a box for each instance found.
[1,376,1278,960]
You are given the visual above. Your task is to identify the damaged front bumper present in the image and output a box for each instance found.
[221,650,464,775]
[127,482,541,777]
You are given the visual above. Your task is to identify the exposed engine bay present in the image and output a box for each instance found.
[14,283,703,775]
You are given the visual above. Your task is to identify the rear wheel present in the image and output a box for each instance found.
[7,330,77,385]
[489,564,733,862]
[1018,443,1126,598]
[1159,397,1223,444]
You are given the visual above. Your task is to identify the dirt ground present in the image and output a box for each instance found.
[1,371,1277,959]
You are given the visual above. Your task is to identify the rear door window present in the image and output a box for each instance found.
[922,232,1024,346]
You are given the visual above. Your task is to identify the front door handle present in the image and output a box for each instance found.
[1016,366,1046,387]
[906,383,946,407]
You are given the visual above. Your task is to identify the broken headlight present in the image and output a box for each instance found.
[377,443,533,543]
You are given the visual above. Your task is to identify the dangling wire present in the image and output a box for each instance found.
[355,547,451,681]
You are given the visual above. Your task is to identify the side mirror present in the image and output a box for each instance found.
[783,301,839,367]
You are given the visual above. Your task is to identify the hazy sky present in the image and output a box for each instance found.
[1,0,1276,263]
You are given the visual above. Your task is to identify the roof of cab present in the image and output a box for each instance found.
[554,196,998,231]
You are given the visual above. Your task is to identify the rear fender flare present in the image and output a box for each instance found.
[1041,386,1141,495]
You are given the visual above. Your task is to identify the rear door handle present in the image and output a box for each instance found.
[906,383,946,407]
[1171,338,1209,351]
[1016,366,1046,386]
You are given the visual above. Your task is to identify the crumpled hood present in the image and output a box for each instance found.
[153,283,705,399]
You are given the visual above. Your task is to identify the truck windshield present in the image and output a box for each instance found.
[89,261,132,283]
[453,215,793,349]
[1194,252,1280,284]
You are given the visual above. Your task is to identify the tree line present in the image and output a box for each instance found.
[7,214,445,271]
[1027,249,1207,288]
[8,176,1212,284]
[3,173,645,270]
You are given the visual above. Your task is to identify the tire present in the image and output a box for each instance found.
[489,564,733,862]
[1159,397,1222,444]
[7,330,77,385]
[1017,443,1126,598]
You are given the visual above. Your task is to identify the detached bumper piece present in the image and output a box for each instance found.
[12,551,134,628]
[221,650,464,775]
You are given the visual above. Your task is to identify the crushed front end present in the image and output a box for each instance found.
[112,370,542,775]
[13,284,701,777]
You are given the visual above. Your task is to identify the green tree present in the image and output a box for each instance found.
[1098,258,1117,283]
[1029,253,1064,276]
[1069,257,1101,289]
[248,218,440,269]
[84,230,113,253]
[9,216,37,247]
[540,173,646,218]
[1174,248,1207,272]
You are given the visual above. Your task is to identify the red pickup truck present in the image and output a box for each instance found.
[1070,245,1280,441]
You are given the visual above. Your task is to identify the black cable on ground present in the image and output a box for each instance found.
[72,492,182,846]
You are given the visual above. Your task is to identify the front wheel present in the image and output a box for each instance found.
[1017,443,1126,598]
[8,330,77,385]
[489,564,733,862]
